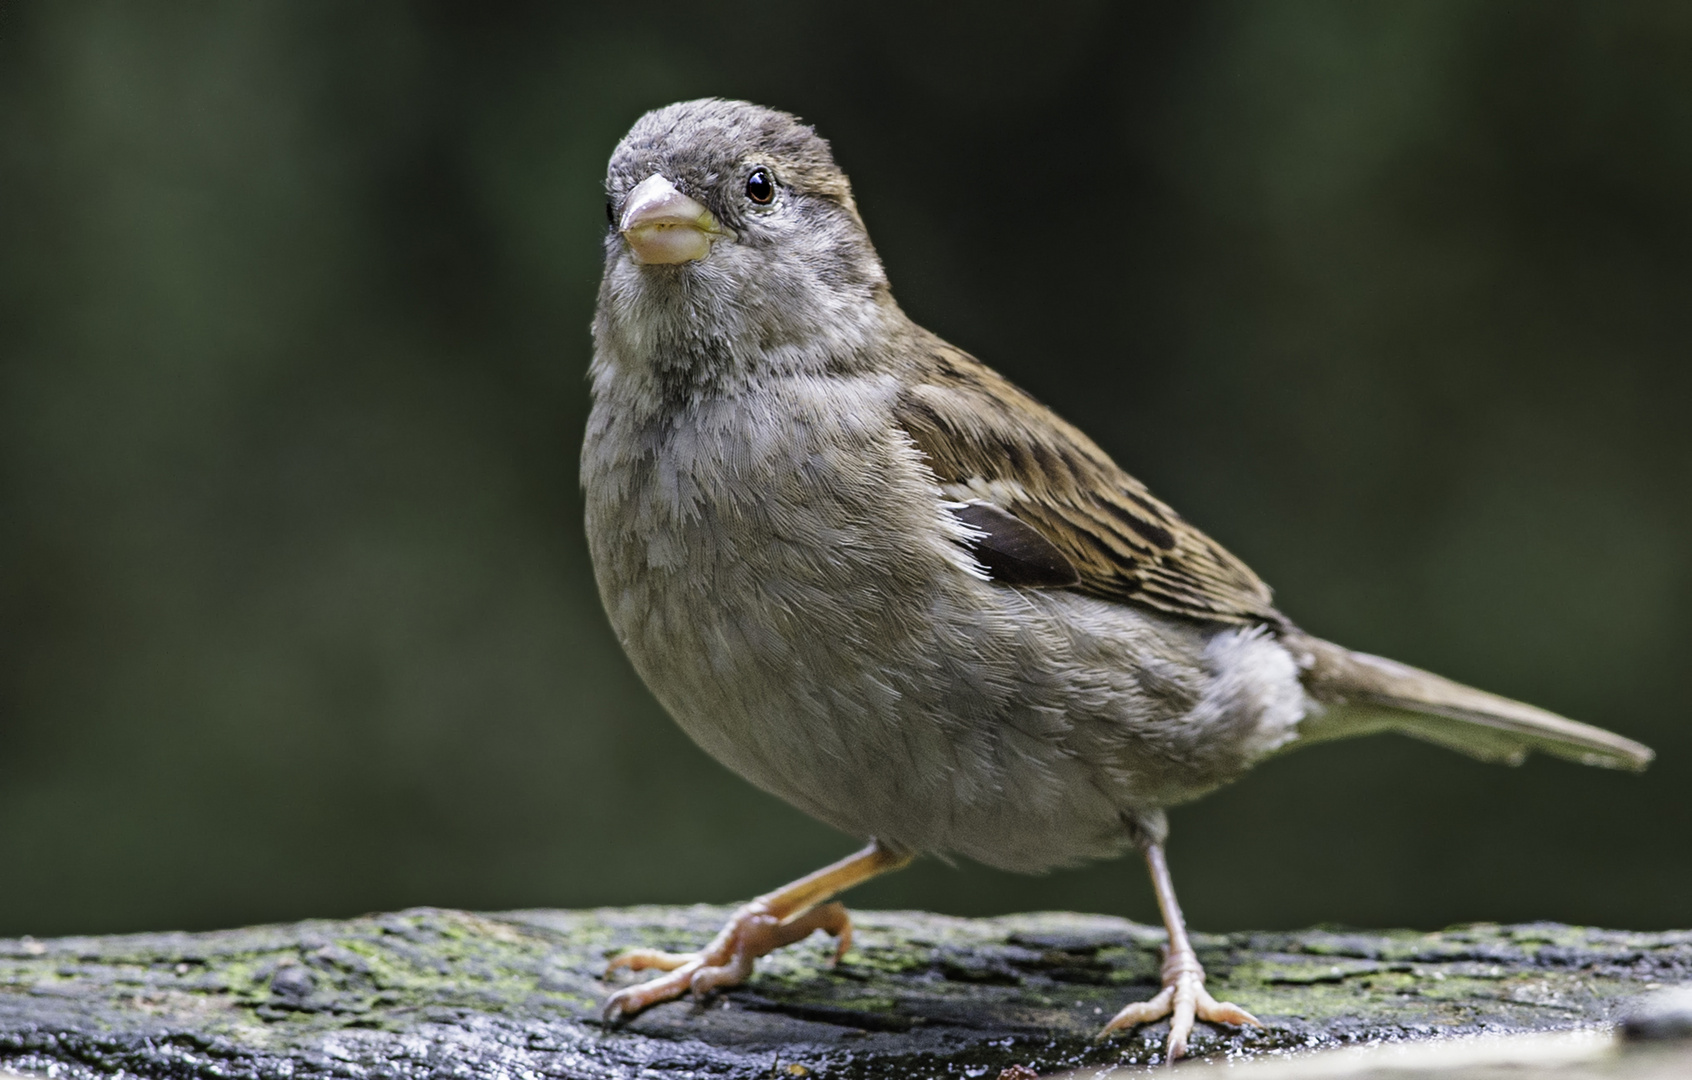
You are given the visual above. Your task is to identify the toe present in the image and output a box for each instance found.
[602,961,702,1022]
[1197,992,1261,1029]
[607,948,695,973]
[1095,985,1174,1040]
[601,984,648,1024]
[1166,984,1198,1060]
[797,901,853,962]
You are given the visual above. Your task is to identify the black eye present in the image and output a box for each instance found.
[745,167,775,204]
[605,200,616,225]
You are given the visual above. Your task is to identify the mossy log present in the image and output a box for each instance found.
[1,907,1687,1078]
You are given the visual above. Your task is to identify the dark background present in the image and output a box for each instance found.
[2,2,1688,939]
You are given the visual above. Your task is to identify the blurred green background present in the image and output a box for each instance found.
[2,2,1688,939]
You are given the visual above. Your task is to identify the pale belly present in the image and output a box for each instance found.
[581,383,1306,873]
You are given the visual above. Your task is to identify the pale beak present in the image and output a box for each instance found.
[618,173,727,265]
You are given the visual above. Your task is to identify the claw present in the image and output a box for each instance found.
[1097,946,1261,1060]
[601,900,854,1022]
[598,841,911,1026]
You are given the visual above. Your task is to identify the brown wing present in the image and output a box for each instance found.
[895,340,1282,627]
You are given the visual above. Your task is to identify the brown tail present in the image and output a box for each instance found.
[1284,632,1654,772]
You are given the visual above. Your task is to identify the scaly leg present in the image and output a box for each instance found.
[1098,841,1261,1060]
[602,839,913,1022]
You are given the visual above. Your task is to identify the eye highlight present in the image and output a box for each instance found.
[745,167,775,205]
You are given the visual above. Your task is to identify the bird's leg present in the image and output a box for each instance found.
[1097,841,1261,1060]
[601,839,913,1023]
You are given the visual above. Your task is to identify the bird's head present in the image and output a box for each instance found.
[596,99,893,385]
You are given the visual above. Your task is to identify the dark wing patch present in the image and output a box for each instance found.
[951,501,1081,588]
[898,340,1282,627]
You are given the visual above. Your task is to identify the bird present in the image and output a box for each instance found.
[581,98,1654,1061]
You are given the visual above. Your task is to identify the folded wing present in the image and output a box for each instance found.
[892,335,1654,773]
[894,339,1281,626]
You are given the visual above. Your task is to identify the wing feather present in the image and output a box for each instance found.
[897,340,1281,627]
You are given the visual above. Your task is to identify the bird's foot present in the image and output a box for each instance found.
[602,899,852,1022]
[1096,944,1261,1060]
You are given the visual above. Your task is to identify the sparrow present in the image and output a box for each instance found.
[581,99,1653,1061]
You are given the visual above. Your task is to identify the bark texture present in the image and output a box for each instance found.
[1,907,1687,1078]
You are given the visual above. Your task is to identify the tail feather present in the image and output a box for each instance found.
[1285,633,1654,772]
